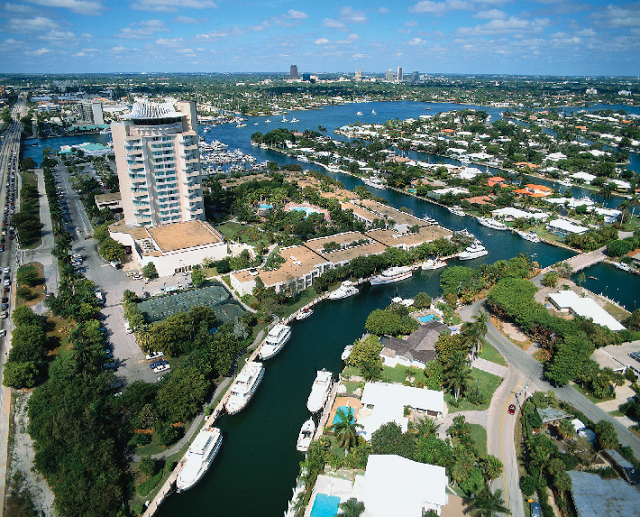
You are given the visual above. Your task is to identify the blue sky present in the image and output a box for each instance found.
[1,0,640,76]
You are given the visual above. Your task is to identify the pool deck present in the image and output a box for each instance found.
[327,397,363,428]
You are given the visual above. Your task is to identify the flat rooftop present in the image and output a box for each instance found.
[358,199,427,227]
[95,192,122,203]
[147,220,223,252]
[305,232,388,264]
[568,471,640,517]
[367,226,451,248]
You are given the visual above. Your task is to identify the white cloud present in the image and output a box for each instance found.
[336,33,359,44]
[38,29,75,45]
[323,18,347,30]
[116,19,169,39]
[408,37,427,45]
[284,9,308,19]
[5,16,59,32]
[131,0,217,12]
[174,16,201,23]
[404,20,418,27]
[23,0,104,16]
[4,3,36,13]
[457,16,550,37]
[575,28,595,37]
[29,47,50,55]
[155,37,183,46]
[314,38,329,45]
[352,52,366,58]
[110,45,127,53]
[340,6,368,24]
[474,9,507,20]
[409,0,472,15]
[379,7,388,14]
[81,32,92,38]
[597,3,640,29]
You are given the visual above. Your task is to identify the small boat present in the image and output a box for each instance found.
[422,258,447,270]
[391,296,414,307]
[328,281,359,300]
[455,229,474,238]
[371,109,376,115]
[236,123,247,128]
[370,266,413,285]
[613,262,631,272]
[362,176,386,190]
[265,118,271,123]
[458,240,488,261]
[296,308,313,321]
[296,418,316,452]
[355,111,363,116]
[514,229,540,243]
[448,206,465,217]
[254,122,259,125]
[476,217,508,230]
[176,427,223,491]
[341,345,353,361]
[259,324,291,360]
[297,155,309,163]
[588,276,598,280]
[281,116,288,123]
[291,117,299,123]
[307,370,332,413]
[422,216,438,225]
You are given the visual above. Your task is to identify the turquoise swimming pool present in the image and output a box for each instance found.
[418,314,439,323]
[290,206,321,217]
[310,494,341,517]
[332,406,355,425]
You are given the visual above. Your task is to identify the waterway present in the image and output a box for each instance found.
[18,102,640,516]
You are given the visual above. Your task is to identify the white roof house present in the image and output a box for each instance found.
[358,382,444,440]
[570,171,596,184]
[547,152,567,161]
[548,219,589,235]
[547,291,625,331]
[491,207,548,221]
[362,455,449,517]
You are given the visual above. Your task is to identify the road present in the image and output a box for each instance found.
[461,299,640,517]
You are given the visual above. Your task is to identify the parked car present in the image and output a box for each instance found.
[0,311,8,318]
[153,363,171,374]
[530,502,541,517]
[103,361,117,371]
[150,360,168,370]
[0,329,5,337]
[145,351,164,361]
[1,303,9,310]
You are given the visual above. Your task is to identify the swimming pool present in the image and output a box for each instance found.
[310,493,341,517]
[258,204,273,210]
[332,406,355,425]
[418,314,440,323]
[289,206,321,217]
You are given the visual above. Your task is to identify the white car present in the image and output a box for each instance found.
[153,363,171,374]
[2,267,9,274]
[0,329,5,337]
[145,351,164,361]
[0,312,7,319]
[3,280,10,287]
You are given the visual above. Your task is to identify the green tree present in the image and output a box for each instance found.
[346,335,383,381]
[482,455,503,481]
[558,419,576,439]
[191,269,206,286]
[155,366,209,423]
[17,265,40,287]
[336,498,365,517]
[139,455,156,478]
[329,407,363,451]
[595,420,618,450]
[467,488,510,517]
[413,291,432,309]
[2,361,39,388]
[142,262,158,279]
[541,271,559,288]
[98,238,125,262]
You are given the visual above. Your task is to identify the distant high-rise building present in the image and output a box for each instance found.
[410,71,420,83]
[302,73,311,82]
[397,67,404,82]
[385,69,394,82]
[111,100,204,227]
[80,99,104,125]
[355,68,363,82]
[290,65,298,79]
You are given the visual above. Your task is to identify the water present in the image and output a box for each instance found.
[21,132,112,165]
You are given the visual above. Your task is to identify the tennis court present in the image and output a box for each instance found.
[138,283,245,323]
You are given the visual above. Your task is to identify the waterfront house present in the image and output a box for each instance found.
[487,176,506,188]
[547,219,589,236]
[628,249,640,267]
[547,290,625,331]
[379,320,450,369]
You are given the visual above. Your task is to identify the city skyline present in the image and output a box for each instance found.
[1,1,640,76]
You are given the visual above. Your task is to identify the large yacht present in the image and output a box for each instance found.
[448,206,465,217]
[362,176,386,190]
[328,281,359,300]
[476,217,508,230]
[296,418,316,452]
[225,362,265,415]
[307,370,333,413]
[514,229,541,243]
[458,240,489,261]
[370,266,413,285]
[176,427,222,491]
[422,258,447,270]
[259,324,292,360]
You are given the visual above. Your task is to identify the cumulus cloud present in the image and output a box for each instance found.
[174,16,201,23]
[314,38,330,45]
[323,18,347,30]
[4,3,36,13]
[29,47,50,55]
[116,19,169,39]
[155,37,183,46]
[284,9,308,19]
[340,6,368,24]
[336,33,359,44]
[379,7,388,14]
[352,52,366,58]
[23,0,104,15]
[81,32,92,38]
[409,0,472,15]
[474,9,507,20]
[131,0,217,12]
[5,16,59,32]
[457,16,550,37]
[110,45,127,53]
[408,37,427,45]
[597,2,640,29]
[38,29,75,45]
[404,20,418,27]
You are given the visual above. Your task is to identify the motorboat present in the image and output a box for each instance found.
[448,206,465,217]
[296,418,316,452]
[176,427,222,491]
[291,117,299,123]
[341,345,353,361]
[613,262,632,272]
[422,258,447,270]
[236,123,247,128]
[265,118,271,123]
[391,296,414,307]
[355,111,363,116]
[455,229,474,238]
[307,370,332,413]
[225,362,265,414]
[422,216,438,225]
[328,281,359,300]
[514,229,541,243]
[476,217,508,230]
[259,324,291,360]
[296,308,314,321]
[371,109,376,115]
[458,240,488,260]
[281,116,288,123]
[297,155,309,163]
[370,266,413,285]
[362,176,386,189]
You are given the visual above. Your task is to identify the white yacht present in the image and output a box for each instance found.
[265,118,271,123]
[355,111,363,116]
[307,370,332,413]
[370,266,413,285]
[176,427,222,491]
[259,324,291,360]
[296,418,316,452]
[362,176,386,190]
[422,258,447,270]
[291,116,299,123]
[448,206,465,217]
[225,362,265,414]
[514,229,541,243]
[297,155,309,163]
[341,345,353,361]
[476,217,508,230]
[458,240,488,261]
[281,116,288,123]
[296,308,313,321]
[613,262,632,272]
[371,109,376,115]
[328,281,359,300]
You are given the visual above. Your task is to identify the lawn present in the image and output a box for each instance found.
[381,364,427,385]
[15,262,46,308]
[479,340,506,366]
[468,424,487,458]
[215,221,270,247]
[18,171,42,249]
[279,286,322,319]
[446,368,502,412]
[603,302,630,322]
[572,383,615,403]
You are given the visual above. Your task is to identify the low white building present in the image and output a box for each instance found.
[491,207,548,221]
[548,291,625,331]
[358,382,444,440]
[547,219,589,235]
[362,455,449,517]
[570,171,596,184]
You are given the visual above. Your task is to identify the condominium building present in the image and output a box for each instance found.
[290,65,298,79]
[80,99,104,125]
[385,69,394,82]
[111,100,205,227]
[397,67,404,82]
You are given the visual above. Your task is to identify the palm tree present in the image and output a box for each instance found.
[472,311,489,354]
[466,488,510,517]
[329,407,363,451]
[409,416,440,438]
[336,498,365,517]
